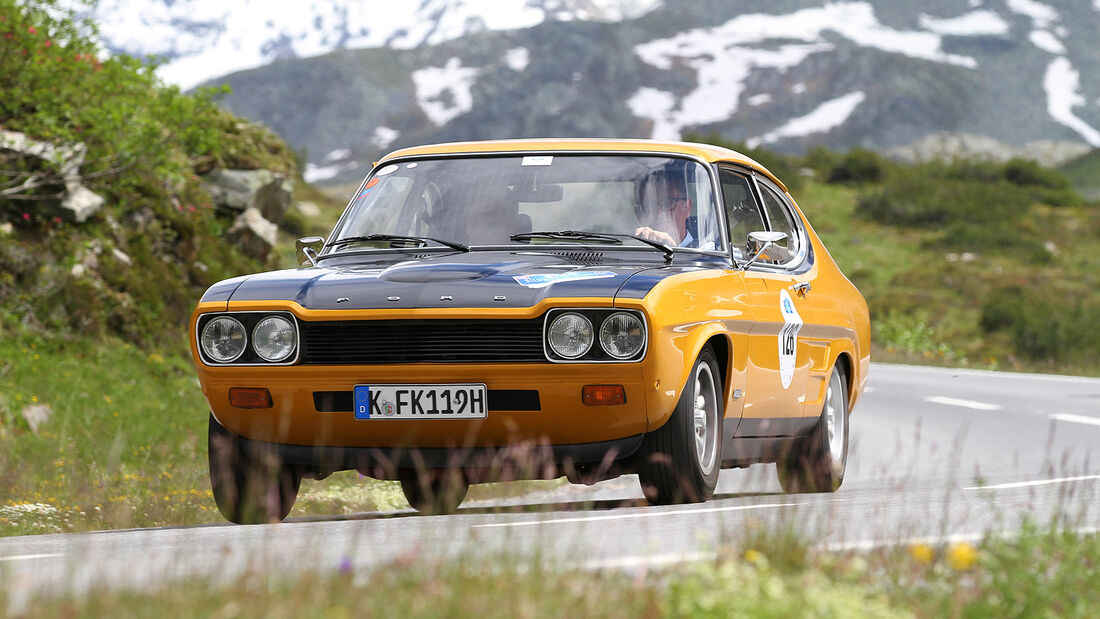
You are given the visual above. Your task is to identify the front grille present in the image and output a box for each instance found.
[299,318,547,364]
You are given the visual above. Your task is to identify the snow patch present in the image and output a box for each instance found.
[630,2,983,139]
[627,88,679,140]
[1006,0,1060,28]
[747,93,772,106]
[370,126,399,149]
[918,10,1009,36]
[748,92,866,147]
[73,0,663,90]
[505,47,530,72]
[412,57,480,127]
[1043,58,1100,146]
[792,83,807,95]
[1029,30,1065,54]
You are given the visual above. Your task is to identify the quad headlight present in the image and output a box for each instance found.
[198,312,298,365]
[599,312,645,359]
[547,312,594,359]
[200,316,247,363]
[252,315,297,362]
[544,309,647,362]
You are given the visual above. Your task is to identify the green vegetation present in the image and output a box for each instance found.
[0,0,297,346]
[9,524,1098,617]
[694,135,1100,374]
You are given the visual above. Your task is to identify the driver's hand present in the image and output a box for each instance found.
[634,226,677,246]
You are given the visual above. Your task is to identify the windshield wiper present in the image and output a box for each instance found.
[510,230,674,263]
[325,234,469,254]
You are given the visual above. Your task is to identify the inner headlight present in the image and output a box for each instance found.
[252,315,297,362]
[547,312,594,359]
[599,312,645,359]
[200,316,247,363]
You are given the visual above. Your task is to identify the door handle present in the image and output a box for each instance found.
[792,282,811,295]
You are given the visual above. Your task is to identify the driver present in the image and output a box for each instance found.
[633,170,695,247]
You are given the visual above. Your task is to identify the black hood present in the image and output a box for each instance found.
[214,250,681,310]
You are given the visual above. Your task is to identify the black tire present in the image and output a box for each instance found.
[637,347,723,504]
[399,469,469,515]
[777,365,849,493]
[208,414,300,524]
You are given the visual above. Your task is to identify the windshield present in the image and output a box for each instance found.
[327,155,723,253]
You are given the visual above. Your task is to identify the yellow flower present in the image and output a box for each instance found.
[908,543,935,565]
[947,542,978,570]
[147,353,164,364]
[744,549,764,564]
[31,396,38,403]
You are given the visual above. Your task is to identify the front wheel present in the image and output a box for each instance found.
[208,414,301,524]
[637,347,723,504]
[399,469,469,515]
[777,365,849,493]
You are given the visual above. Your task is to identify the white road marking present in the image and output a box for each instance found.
[0,553,63,562]
[1049,413,1100,427]
[924,395,1003,411]
[965,474,1100,490]
[472,502,800,529]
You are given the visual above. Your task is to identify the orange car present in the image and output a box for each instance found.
[190,139,869,523]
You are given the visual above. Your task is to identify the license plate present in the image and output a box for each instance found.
[352,384,487,420]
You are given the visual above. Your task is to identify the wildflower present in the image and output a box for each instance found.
[908,543,934,565]
[22,212,30,220]
[27,26,36,34]
[743,549,764,564]
[45,40,51,47]
[947,542,978,570]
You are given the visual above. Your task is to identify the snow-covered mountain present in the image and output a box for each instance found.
[80,1,1100,184]
[79,0,661,89]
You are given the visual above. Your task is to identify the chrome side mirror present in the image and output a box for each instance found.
[295,236,325,267]
[741,231,788,269]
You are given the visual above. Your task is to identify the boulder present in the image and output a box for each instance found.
[0,130,106,222]
[201,169,293,223]
[227,207,278,261]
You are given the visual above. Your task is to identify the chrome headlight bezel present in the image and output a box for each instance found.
[546,312,594,359]
[598,311,646,360]
[543,308,648,363]
[196,311,300,366]
[251,315,298,363]
[200,316,247,363]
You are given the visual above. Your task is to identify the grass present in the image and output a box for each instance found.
[7,522,1097,617]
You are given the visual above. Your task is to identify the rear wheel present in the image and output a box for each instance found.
[399,469,469,515]
[637,347,723,504]
[208,414,300,524]
[777,365,848,493]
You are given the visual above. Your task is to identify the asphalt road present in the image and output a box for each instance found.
[3,363,1099,606]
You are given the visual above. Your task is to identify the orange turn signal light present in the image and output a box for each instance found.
[229,387,273,409]
[582,385,626,406]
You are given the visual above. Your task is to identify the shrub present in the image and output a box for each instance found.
[980,286,1100,362]
[826,148,888,184]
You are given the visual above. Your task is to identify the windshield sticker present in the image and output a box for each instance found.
[365,177,380,190]
[521,156,553,167]
[778,289,803,389]
[513,270,616,289]
[406,162,418,169]
[376,164,398,176]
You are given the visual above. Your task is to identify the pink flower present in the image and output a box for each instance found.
[52,216,62,224]
[27,26,36,34]
[22,213,30,221]
[44,40,51,47]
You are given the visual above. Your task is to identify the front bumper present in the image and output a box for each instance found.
[199,362,652,448]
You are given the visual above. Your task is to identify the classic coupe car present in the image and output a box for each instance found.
[191,139,869,524]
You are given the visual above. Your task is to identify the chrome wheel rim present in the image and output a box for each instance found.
[692,362,719,475]
[824,369,847,473]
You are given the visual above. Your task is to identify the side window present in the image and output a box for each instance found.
[719,167,766,260]
[758,183,802,263]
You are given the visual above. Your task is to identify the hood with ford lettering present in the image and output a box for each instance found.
[199,250,720,310]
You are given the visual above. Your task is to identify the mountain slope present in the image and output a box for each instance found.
[180,0,1100,184]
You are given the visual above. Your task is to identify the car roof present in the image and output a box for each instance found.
[378,138,788,192]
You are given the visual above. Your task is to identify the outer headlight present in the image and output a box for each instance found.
[200,316,247,363]
[547,312,594,359]
[599,312,645,359]
[252,315,297,362]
